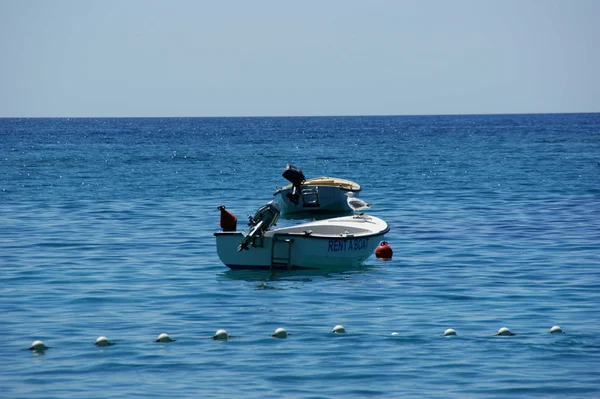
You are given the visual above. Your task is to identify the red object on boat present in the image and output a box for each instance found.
[218,205,237,231]
[375,240,393,260]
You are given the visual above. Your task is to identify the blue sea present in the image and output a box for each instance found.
[1,114,599,398]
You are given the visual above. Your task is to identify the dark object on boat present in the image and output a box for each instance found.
[282,164,305,205]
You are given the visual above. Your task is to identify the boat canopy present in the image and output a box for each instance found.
[275,176,361,193]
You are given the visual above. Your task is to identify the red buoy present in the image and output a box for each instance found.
[217,205,237,231]
[375,240,393,260]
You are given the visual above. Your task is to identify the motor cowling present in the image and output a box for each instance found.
[282,164,305,186]
[238,201,281,251]
[248,200,281,232]
[282,164,305,206]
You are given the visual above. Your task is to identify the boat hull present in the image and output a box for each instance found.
[215,215,389,271]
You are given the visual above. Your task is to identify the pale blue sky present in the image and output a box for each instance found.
[1,0,598,117]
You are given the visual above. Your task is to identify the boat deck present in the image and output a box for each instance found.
[264,215,387,238]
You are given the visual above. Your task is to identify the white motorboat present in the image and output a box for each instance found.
[215,201,389,271]
[273,165,361,215]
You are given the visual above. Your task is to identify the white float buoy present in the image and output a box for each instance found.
[29,340,48,352]
[332,325,346,334]
[272,327,288,338]
[155,333,175,342]
[443,328,457,336]
[95,336,114,346]
[549,325,563,334]
[496,327,515,336]
[213,329,229,340]
[391,332,400,336]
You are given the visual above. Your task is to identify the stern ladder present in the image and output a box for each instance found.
[271,235,294,271]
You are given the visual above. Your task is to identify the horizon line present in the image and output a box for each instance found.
[1,111,599,119]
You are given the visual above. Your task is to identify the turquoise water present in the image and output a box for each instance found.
[1,114,599,398]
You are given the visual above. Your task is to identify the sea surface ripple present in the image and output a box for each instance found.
[1,114,599,398]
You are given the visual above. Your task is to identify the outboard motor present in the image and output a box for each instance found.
[238,201,281,251]
[282,164,305,205]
